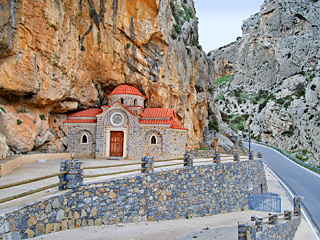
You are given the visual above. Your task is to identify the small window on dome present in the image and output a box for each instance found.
[134,99,137,106]
[121,98,124,104]
[81,134,88,144]
[150,135,157,145]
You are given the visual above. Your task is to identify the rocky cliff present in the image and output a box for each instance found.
[208,0,320,165]
[0,0,213,158]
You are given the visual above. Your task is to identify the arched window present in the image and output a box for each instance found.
[150,135,157,145]
[120,98,124,104]
[134,99,137,106]
[81,134,88,144]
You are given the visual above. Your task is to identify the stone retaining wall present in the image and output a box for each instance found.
[0,160,267,239]
[258,217,301,240]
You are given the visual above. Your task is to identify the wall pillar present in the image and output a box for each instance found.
[234,153,240,162]
[141,156,154,174]
[213,153,221,164]
[251,215,263,232]
[184,154,193,167]
[269,213,279,225]
[238,223,256,240]
[294,196,301,216]
[59,160,84,191]
[284,210,292,220]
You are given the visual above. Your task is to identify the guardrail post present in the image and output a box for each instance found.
[249,152,254,160]
[59,160,83,191]
[213,152,221,164]
[234,153,240,162]
[184,154,193,167]
[284,210,292,220]
[294,196,301,216]
[141,156,154,174]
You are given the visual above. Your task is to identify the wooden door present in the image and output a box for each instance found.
[110,131,124,157]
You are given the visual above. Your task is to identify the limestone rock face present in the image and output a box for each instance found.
[208,0,320,165]
[0,133,10,159]
[0,0,211,157]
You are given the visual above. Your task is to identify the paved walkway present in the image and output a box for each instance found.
[0,158,316,239]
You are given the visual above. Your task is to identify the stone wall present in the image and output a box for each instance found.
[239,196,302,240]
[258,217,301,240]
[0,160,267,239]
[66,125,97,158]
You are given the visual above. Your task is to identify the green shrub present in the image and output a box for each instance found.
[181,3,194,21]
[173,23,182,34]
[294,82,306,98]
[81,45,85,51]
[0,107,6,114]
[311,84,316,90]
[126,43,130,48]
[39,114,46,120]
[209,120,219,132]
[171,29,178,39]
[17,119,22,125]
[214,75,233,86]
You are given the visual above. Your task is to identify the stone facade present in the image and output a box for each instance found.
[64,85,188,160]
[0,160,267,239]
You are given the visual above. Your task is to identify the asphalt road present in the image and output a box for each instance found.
[244,142,320,237]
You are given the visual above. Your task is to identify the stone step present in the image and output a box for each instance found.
[106,157,123,161]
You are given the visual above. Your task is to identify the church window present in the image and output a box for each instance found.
[120,98,124,104]
[81,134,88,144]
[134,99,137,106]
[151,135,157,145]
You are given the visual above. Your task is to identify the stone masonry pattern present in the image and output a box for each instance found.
[0,160,267,239]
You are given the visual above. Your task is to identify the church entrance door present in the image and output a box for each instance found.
[110,131,124,157]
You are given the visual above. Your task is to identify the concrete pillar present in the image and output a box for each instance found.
[184,154,193,167]
[59,160,84,191]
[213,153,221,164]
[141,156,154,174]
[294,196,302,216]
[234,153,240,162]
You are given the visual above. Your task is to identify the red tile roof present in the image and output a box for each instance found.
[64,119,97,124]
[140,108,173,118]
[106,84,146,98]
[139,108,188,130]
[63,103,187,130]
[68,108,103,118]
[169,117,188,130]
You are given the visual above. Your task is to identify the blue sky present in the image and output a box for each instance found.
[194,0,264,53]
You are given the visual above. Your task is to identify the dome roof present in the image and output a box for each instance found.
[106,84,146,98]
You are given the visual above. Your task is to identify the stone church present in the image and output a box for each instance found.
[64,84,188,160]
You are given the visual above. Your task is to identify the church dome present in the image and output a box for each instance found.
[106,84,146,98]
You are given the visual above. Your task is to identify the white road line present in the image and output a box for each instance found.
[264,163,320,240]
[250,142,320,179]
